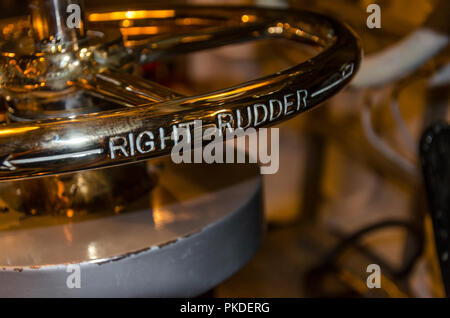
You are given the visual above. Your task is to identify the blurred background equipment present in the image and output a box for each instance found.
[421,123,450,296]
[205,0,449,297]
[0,0,448,298]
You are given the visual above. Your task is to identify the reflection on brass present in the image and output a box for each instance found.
[16,163,155,216]
[88,10,176,22]
[0,163,156,227]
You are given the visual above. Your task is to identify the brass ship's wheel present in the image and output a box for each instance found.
[0,0,361,181]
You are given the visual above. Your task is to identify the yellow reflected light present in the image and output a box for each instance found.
[120,26,159,36]
[121,19,132,27]
[189,81,271,104]
[241,14,256,23]
[181,34,211,43]
[89,10,175,22]
[0,126,40,135]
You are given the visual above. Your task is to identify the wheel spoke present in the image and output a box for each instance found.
[77,70,184,107]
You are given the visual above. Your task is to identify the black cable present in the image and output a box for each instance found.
[304,219,424,297]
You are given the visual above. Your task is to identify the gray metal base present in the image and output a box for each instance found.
[0,161,264,297]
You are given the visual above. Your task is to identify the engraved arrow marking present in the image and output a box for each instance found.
[0,155,15,171]
[0,149,104,171]
[311,63,354,98]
